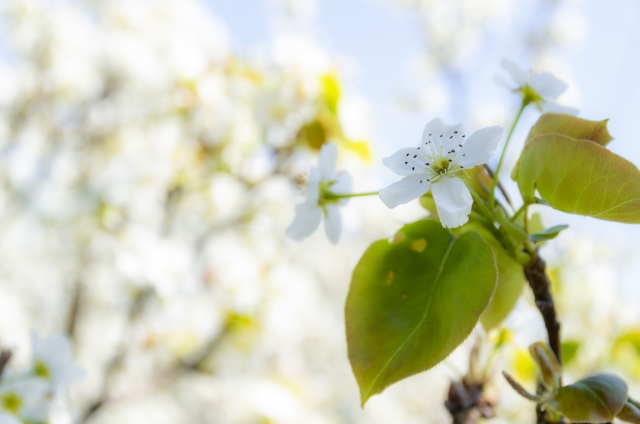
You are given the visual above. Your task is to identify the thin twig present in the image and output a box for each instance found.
[484,164,513,209]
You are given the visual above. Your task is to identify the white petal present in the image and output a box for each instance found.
[493,74,515,90]
[306,179,320,203]
[501,58,528,87]
[382,147,428,176]
[541,100,579,116]
[318,143,337,180]
[530,72,568,100]
[378,174,431,209]
[421,118,465,153]
[285,200,322,241]
[431,177,473,228]
[331,171,352,205]
[0,413,21,424]
[455,125,504,168]
[324,205,342,244]
[308,166,321,183]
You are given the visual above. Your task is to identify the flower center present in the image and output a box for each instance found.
[34,359,51,380]
[317,180,341,208]
[1,392,23,414]
[518,84,543,106]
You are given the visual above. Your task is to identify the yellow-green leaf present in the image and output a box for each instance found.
[526,113,613,147]
[549,373,628,423]
[346,220,497,405]
[513,113,614,180]
[517,135,640,223]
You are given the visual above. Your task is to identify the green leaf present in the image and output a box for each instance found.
[454,222,525,331]
[517,134,640,223]
[346,220,497,405]
[529,224,569,243]
[618,398,640,423]
[549,373,629,423]
[512,113,613,180]
[525,113,613,147]
[529,342,562,391]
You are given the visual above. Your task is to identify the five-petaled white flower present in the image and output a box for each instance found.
[285,143,351,244]
[0,378,50,423]
[495,58,579,115]
[379,118,503,228]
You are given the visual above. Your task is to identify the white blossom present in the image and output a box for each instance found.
[495,58,579,115]
[30,333,84,390]
[0,378,49,423]
[379,118,503,228]
[285,143,352,244]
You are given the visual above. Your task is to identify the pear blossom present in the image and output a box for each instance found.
[285,143,352,244]
[495,58,579,115]
[30,333,84,390]
[0,378,49,423]
[379,118,503,228]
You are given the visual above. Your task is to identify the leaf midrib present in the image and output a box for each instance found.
[363,237,457,400]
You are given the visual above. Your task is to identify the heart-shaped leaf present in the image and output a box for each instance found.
[346,220,497,405]
[517,134,640,223]
[548,373,629,422]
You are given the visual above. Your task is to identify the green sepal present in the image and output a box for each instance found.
[345,220,497,405]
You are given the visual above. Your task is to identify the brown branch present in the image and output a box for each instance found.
[0,350,12,379]
[483,164,513,208]
[524,251,562,424]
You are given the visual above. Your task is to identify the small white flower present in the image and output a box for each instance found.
[0,378,49,422]
[379,118,503,228]
[495,58,579,115]
[285,143,351,244]
[30,333,84,390]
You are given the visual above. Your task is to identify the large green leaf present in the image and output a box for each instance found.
[346,220,497,405]
[517,134,640,223]
[453,222,524,331]
[548,373,629,423]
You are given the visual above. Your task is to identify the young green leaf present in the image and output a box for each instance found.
[512,113,614,180]
[525,113,613,147]
[529,342,562,392]
[345,220,497,405]
[517,135,640,223]
[548,373,629,423]
[529,225,569,243]
[618,398,640,423]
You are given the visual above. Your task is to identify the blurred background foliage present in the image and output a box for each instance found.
[0,0,639,423]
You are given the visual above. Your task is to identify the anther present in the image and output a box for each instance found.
[420,180,422,183]
[440,135,443,137]
[460,166,464,168]
[448,159,452,162]
[406,153,409,156]
[425,163,429,165]
[462,135,465,137]
[413,155,417,158]
[412,167,415,170]
[449,136,453,139]
[454,131,458,134]
[405,161,408,164]
[458,144,462,147]
[427,179,430,181]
